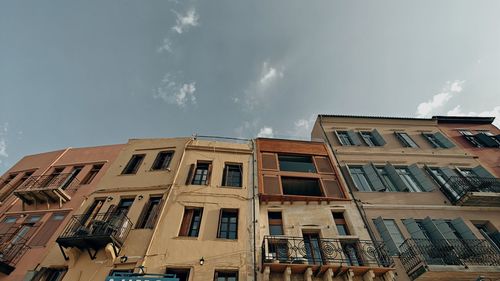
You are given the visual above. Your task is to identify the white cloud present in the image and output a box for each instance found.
[259,62,284,86]
[172,8,199,34]
[157,37,173,53]
[0,123,8,164]
[257,127,274,138]
[154,74,197,107]
[288,115,316,139]
[447,105,500,128]
[416,80,465,117]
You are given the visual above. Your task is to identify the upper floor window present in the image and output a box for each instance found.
[459,130,484,147]
[395,167,423,192]
[179,207,203,237]
[278,155,316,173]
[359,131,376,146]
[191,162,212,185]
[222,164,242,187]
[281,177,322,196]
[137,196,162,229]
[218,209,238,239]
[336,131,355,146]
[422,132,455,148]
[333,212,350,235]
[395,132,419,148]
[151,151,174,171]
[122,154,145,174]
[373,217,405,255]
[348,167,373,192]
[1,173,18,189]
[376,167,397,192]
[268,211,283,235]
[214,271,238,281]
[80,164,103,185]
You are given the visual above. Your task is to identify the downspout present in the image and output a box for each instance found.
[251,139,257,281]
[318,116,377,242]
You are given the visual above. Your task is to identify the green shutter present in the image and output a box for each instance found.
[475,133,499,148]
[402,218,427,239]
[362,163,385,191]
[472,165,495,178]
[438,167,458,180]
[384,164,408,192]
[449,218,477,240]
[434,132,455,148]
[373,217,399,255]
[371,129,386,146]
[421,217,445,241]
[490,231,500,248]
[347,130,362,146]
[408,164,435,192]
[434,219,458,240]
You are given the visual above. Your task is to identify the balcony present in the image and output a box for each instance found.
[261,236,393,278]
[0,238,30,275]
[399,238,500,280]
[56,212,132,260]
[13,174,79,205]
[441,176,500,206]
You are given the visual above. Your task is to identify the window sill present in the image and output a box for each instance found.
[148,169,171,173]
[215,238,238,242]
[220,185,243,189]
[175,236,199,240]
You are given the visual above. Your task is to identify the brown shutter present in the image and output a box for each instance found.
[179,209,194,236]
[136,200,152,229]
[0,216,19,235]
[314,156,334,174]
[321,179,343,198]
[205,163,213,185]
[185,164,195,185]
[144,199,163,229]
[262,153,278,170]
[263,175,281,195]
[30,212,68,246]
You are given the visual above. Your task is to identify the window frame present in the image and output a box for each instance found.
[121,154,146,175]
[191,161,212,185]
[359,131,376,147]
[151,151,175,171]
[80,164,103,185]
[221,163,243,188]
[179,207,204,237]
[332,212,350,236]
[335,131,354,146]
[395,132,419,148]
[347,166,373,192]
[395,167,423,192]
[217,209,239,240]
[268,211,284,236]
[136,196,163,229]
[214,270,238,281]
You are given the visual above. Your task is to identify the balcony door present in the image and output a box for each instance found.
[82,199,105,227]
[302,232,323,265]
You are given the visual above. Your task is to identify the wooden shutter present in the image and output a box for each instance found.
[347,130,362,146]
[185,164,195,185]
[0,216,19,235]
[402,218,427,239]
[205,163,213,185]
[433,219,458,240]
[321,179,343,198]
[262,153,278,170]
[475,133,499,148]
[472,165,495,178]
[30,212,68,246]
[434,132,455,148]
[373,217,399,255]
[408,164,435,192]
[362,163,385,191]
[384,164,408,192]
[179,209,194,236]
[144,199,163,229]
[262,175,281,195]
[314,156,334,174]
[449,218,477,240]
[371,129,386,146]
[136,200,152,229]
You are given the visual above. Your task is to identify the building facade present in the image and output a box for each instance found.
[312,115,500,281]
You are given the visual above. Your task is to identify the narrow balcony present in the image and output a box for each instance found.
[13,174,79,205]
[56,212,132,260]
[440,176,500,207]
[399,238,500,280]
[0,238,30,275]
[261,236,393,278]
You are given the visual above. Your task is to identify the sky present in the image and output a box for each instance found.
[1,0,500,174]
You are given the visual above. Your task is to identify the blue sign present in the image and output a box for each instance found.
[105,273,179,281]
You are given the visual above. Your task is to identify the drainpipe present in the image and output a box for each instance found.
[251,139,257,281]
[318,116,377,242]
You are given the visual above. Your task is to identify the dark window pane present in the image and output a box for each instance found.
[122,155,145,174]
[278,155,316,173]
[151,151,174,170]
[281,177,322,196]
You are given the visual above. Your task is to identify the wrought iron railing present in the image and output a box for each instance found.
[399,238,500,277]
[441,176,500,204]
[17,173,80,191]
[261,236,393,268]
[0,237,30,268]
[58,212,132,247]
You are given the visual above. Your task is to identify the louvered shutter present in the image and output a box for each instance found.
[262,153,278,170]
[373,217,399,255]
[408,164,435,192]
[475,133,499,147]
[449,218,477,240]
[402,218,427,239]
[362,163,385,191]
[314,156,334,174]
[185,164,195,185]
[371,129,386,146]
[145,199,163,229]
[434,132,455,148]
[347,130,362,146]
[136,200,152,229]
[263,175,281,195]
[384,164,408,192]
[321,179,343,198]
[433,219,458,240]
[472,165,495,178]
[205,163,213,185]
[30,212,68,246]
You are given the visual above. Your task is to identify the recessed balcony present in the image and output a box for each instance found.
[13,174,79,205]
[440,176,500,207]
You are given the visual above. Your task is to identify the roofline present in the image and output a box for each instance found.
[433,115,495,124]
[317,114,433,121]
[255,137,324,144]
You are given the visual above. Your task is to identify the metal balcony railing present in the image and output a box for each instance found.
[0,237,30,275]
[261,236,393,268]
[399,238,500,278]
[17,173,80,191]
[441,176,500,205]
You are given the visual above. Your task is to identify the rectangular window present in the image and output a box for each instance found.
[375,167,397,192]
[214,271,238,281]
[341,241,364,266]
[1,174,18,189]
[459,130,483,147]
[80,164,103,185]
[192,162,211,185]
[359,131,376,147]
[61,166,83,190]
[396,167,422,192]
[151,151,174,170]
[4,217,17,223]
[422,133,442,148]
[122,154,145,174]
[281,177,323,196]
[179,207,203,237]
[218,209,238,239]
[268,211,283,235]
[333,212,350,235]
[383,219,405,250]
[336,131,354,146]
[348,167,373,192]
[222,164,242,187]
[395,132,419,148]
[115,198,134,215]
[278,155,316,173]
[108,269,134,276]
[137,197,162,229]
[33,268,67,281]
[166,269,190,281]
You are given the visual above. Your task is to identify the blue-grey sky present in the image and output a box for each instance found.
[1,0,500,173]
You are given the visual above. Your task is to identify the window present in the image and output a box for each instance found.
[395,132,419,148]
[459,130,483,147]
[151,151,174,170]
[333,212,350,235]
[179,207,203,237]
[121,154,145,174]
[396,168,422,192]
[422,132,455,148]
[137,197,162,229]
[1,173,18,189]
[61,166,82,190]
[336,131,354,146]
[373,217,405,255]
[359,132,376,147]
[218,209,238,239]
[80,164,103,185]
[383,220,404,251]
[191,162,211,185]
[348,167,373,192]
[4,217,17,223]
[222,164,242,187]
[108,269,133,276]
[115,198,134,215]
[422,133,442,148]
[278,155,316,173]
[166,269,190,281]
[428,168,460,200]
[281,177,322,196]
[341,241,364,266]
[43,168,64,187]
[30,212,68,246]
[33,268,67,281]
[375,167,397,192]
[214,271,238,281]
[475,223,500,249]
[268,212,283,235]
